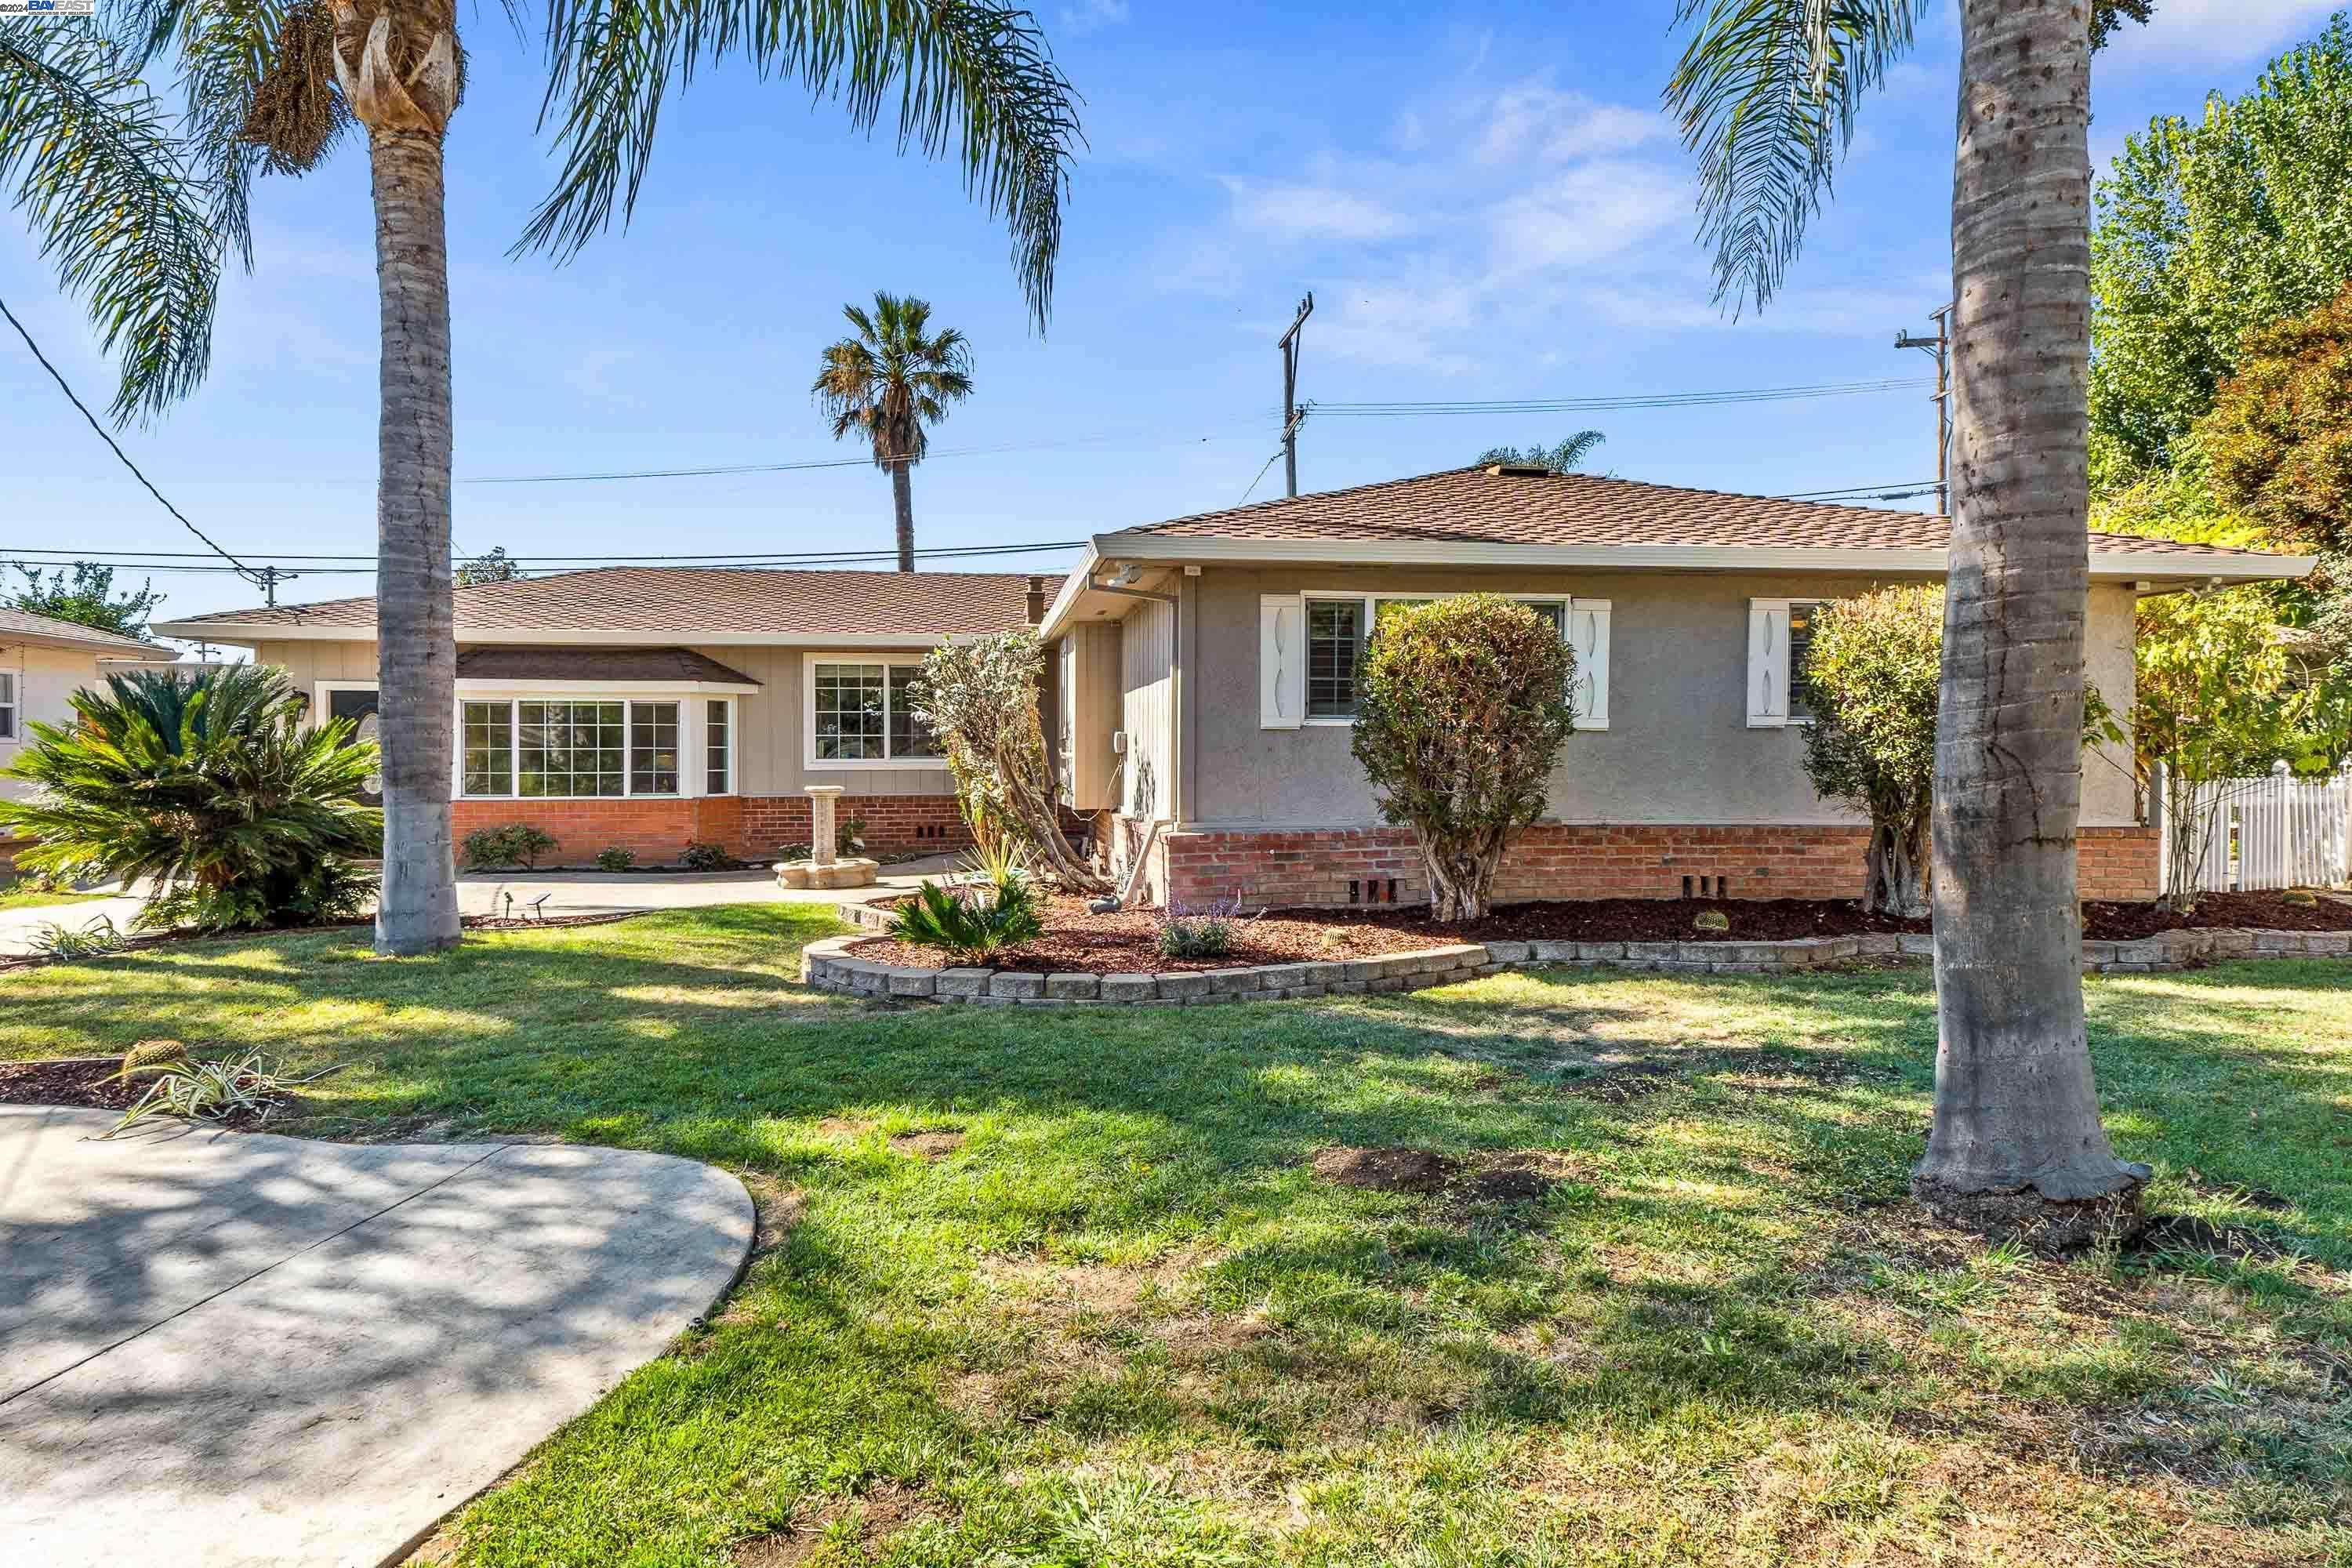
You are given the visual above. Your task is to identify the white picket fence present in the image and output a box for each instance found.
[2162,763,2352,895]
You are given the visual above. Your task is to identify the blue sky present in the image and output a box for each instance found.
[2,0,2343,627]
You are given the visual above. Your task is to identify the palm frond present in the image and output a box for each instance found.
[0,20,224,422]
[1664,0,1927,314]
[526,0,1082,328]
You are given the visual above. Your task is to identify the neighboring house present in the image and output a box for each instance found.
[1036,465,2312,909]
[154,570,1050,863]
[0,608,165,804]
[154,466,2313,901]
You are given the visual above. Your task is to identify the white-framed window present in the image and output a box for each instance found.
[1747,598,1824,728]
[0,672,16,740]
[806,657,941,767]
[459,697,684,798]
[705,699,733,795]
[1263,592,1609,731]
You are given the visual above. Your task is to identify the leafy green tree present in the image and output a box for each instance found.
[1796,587,1941,918]
[911,630,1105,891]
[2089,15,2352,483]
[1475,431,1605,472]
[1665,0,2158,1238]
[0,666,381,931]
[456,546,522,586]
[814,294,975,573]
[1351,595,1574,923]
[9,562,162,639]
[5,2,1080,958]
[2201,281,2352,555]
[2134,589,2311,910]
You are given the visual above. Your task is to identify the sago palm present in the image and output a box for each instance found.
[2,2,1080,956]
[0,666,383,932]
[814,292,975,572]
[1666,0,2154,1240]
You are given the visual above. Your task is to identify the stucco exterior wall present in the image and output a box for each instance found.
[1174,568,2143,832]
[0,642,115,803]
[253,637,960,797]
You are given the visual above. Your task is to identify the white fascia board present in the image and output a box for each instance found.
[1035,546,1103,641]
[151,625,1010,647]
[1086,530,2313,584]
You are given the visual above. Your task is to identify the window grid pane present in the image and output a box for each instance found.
[887,665,939,759]
[519,700,625,797]
[1307,600,1364,717]
[1788,602,1818,720]
[462,701,512,797]
[706,700,730,794]
[629,702,680,795]
[815,664,887,760]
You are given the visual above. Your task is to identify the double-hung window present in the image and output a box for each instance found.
[0,672,16,740]
[459,698,684,797]
[706,699,732,794]
[1276,593,1605,728]
[809,659,940,764]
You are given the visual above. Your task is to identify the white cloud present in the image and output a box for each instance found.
[1058,0,1127,37]
[2100,0,2336,63]
[1221,177,1412,243]
[1475,82,1668,165]
[1487,162,1686,274]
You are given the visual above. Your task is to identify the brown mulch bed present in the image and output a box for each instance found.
[0,1058,140,1112]
[849,896,1450,973]
[850,890,2350,975]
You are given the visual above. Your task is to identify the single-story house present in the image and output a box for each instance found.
[0,608,166,804]
[154,466,2311,901]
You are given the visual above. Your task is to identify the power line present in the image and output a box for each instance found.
[1312,378,1933,417]
[3,539,1089,568]
[462,429,1262,485]
[1769,479,1939,499]
[0,290,267,593]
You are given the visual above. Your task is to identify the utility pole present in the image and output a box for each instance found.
[1895,304,1954,516]
[1279,291,1314,498]
[254,564,296,608]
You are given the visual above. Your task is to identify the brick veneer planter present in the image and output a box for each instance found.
[802,906,2351,1004]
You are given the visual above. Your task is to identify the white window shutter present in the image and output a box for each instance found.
[1748,601,1789,726]
[1568,599,1610,730]
[1259,594,1305,729]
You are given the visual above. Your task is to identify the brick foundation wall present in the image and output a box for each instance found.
[1153,821,2161,909]
[453,793,964,866]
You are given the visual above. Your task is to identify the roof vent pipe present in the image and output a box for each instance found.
[1025,575,1049,625]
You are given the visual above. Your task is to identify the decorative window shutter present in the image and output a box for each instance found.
[1259,594,1305,729]
[1747,601,1789,726]
[1568,598,1610,730]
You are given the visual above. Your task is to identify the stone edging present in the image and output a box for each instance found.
[804,903,2352,1005]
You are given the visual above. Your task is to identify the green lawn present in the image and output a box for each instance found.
[5,906,2348,1567]
[0,885,111,911]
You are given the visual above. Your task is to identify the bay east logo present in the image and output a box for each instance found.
[0,0,97,13]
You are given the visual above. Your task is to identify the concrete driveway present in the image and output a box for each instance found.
[0,1106,752,1568]
[0,858,953,955]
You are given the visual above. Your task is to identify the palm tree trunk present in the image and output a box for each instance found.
[369,126,461,955]
[1914,0,2146,1244]
[891,459,916,572]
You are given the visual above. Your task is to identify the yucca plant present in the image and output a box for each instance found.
[0,666,382,932]
[105,1051,339,1135]
[28,913,129,959]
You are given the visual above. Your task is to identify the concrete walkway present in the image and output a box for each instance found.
[0,858,955,955]
[0,1106,753,1568]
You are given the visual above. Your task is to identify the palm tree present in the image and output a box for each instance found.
[814,293,976,572]
[3,4,1079,956]
[1667,0,2154,1242]
[1475,431,1605,471]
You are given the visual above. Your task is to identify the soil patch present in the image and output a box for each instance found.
[0,1057,139,1112]
[2133,1213,2300,1264]
[890,1129,966,1160]
[728,1483,940,1566]
[1310,1145,1455,1193]
[851,895,1449,972]
[1466,1152,1569,1203]
[2080,889,2352,940]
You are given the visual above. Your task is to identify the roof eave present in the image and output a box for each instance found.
[1086,531,2314,584]
[147,624,1025,647]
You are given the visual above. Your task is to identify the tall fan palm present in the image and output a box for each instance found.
[813,293,975,572]
[2,2,1080,956]
[1667,0,2154,1241]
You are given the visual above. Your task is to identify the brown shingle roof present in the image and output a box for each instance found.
[0,607,161,655]
[454,646,760,685]
[1112,466,2283,561]
[155,567,1039,638]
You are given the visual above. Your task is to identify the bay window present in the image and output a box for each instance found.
[459,697,692,798]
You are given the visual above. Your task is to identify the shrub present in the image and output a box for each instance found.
[909,631,1108,891]
[31,913,128,959]
[1350,595,1575,921]
[886,852,1044,963]
[104,1052,339,1137]
[1795,587,1942,917]
[1157,897,1245,960]
[463,822,558,871]
[0,667,381,933]
[593,846,636,873]
[680,840,739,872]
